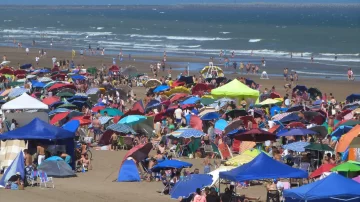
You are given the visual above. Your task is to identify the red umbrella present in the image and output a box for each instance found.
[50,112,70,124]
[14,69,26,76]
[336,109,352,121]
[270,92,281,99]
[122,143,153,164]
[169,93,188,103]
[233,128,276,142]
[171,80,185,88]
[113,116,121,124]
[268,125,281,133]
[51,66,60,72]
[48,83,76,91]
[0,68,14,75]
[71,115,92,125]
[190,115,203,131]
[191,83,213,97]
[239,116,256,126]
[287,122,306,129]
[92,106,106,113]
[42,96,60,105]
[309,164,336,178]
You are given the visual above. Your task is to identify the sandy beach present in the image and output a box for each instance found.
[0,46,359,201]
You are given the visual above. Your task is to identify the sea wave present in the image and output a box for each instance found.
[293,70,346,76]
[249,39,262,43]
[127,34,231,41]
[219,32,231,34]
[320,53,360,57]
[0,29,113,36]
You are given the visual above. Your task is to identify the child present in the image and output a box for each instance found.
[203,154,211,174]
[168,67,172,79]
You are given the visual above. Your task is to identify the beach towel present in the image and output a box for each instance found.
[0,140,27,170]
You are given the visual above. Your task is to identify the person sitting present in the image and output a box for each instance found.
[6,172,23,189]
[58,151,72,164]
[80,153,91,171]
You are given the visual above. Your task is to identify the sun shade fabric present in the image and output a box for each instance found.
[1,93,49,110]
[211,79,259,100]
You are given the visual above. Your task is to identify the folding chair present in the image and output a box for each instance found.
[30,170,39,187]
[266,190,280,202]
[38,170,55,188]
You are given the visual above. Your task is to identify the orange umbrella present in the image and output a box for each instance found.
[336,125,360,153]
[239,141,256,153]
[309,163,336,178]
[268,125,281,133]
[42,96,60,105]
[71,115,92,125]
[50,112,70,125]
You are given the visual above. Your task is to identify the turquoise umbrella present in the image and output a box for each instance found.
[100,108,124,117]
[118,115,147,125]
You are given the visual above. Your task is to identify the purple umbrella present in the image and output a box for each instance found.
[277,128,318,137]
[353,175,360,183]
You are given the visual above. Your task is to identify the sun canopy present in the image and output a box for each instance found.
[219,153,307,182]
[284,173,360,202]
[211,79,259,100]
[0,118,75,140]
[151,159,193,172]
[1,93,49,110]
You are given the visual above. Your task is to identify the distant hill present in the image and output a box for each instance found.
[1,0,359,5]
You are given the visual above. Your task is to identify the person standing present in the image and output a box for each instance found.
[52,56,57,66]
[37,142,46,166]
[25,47,29,55]
[24,149,33,186]
[35,56,39,66]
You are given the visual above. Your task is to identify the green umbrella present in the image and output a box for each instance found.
[56,92,75,98]
[348,160,360,165]
[200,98,215,106]
[349,137,360,149]
[57,103,78,109]
[8,81,23,87]
[331,162,360,177]
[338,120,360,127]
[304,143,334,151]
[87,67,97,75]
[100,108,124,117]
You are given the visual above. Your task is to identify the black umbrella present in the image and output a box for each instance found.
[307,87,322,100]
[308,125,328,137]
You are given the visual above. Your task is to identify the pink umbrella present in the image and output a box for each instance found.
[353,175,360,183]
[122,143,153,165]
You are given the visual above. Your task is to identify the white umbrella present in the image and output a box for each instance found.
[0,61,10,66]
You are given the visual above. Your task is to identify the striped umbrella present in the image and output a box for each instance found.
[272,112,293,121]
[107,124,137,134]
[283,141,310,152]
[8,88,27,98]
[167,128,205,138]
[99,116,113,125]
[75,93,87,97]
[86,88,99,95]
[38,77,53,82]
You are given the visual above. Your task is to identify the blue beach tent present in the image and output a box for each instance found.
[151,159,193,172]
[117,158,140,182]
[0,151,25,187]
[284,173,360,202]
[39,157,76,177]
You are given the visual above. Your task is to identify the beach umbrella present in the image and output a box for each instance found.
[61,120,80,133]
[71,116,91,125]
[38,77,53,83]
[118,115,147,125]
[353,175,360,183]
[86,87,99,95]
[307,87,322,100]
[331,162,360,174]
[277,128,318,137]
[224,119,243,135]
[308,125,328,137]
[349,137,360,148]
[304,143,333,152]
[8,88,27,98]
[272,112,293,121]
[287,122,306,129]
[98,116,113,125]
[107,124,137,134]
[165,86,190,96]
[180,96,200,106]
[42,96,61,105]
[292,85,308,93]
[100,108,124,117]
[200,97,215,106]
[57,103,78,109]
[259,98,282,106]
[309,163,336,179]
[279,113,300,123]
[26,74,37,79]
[337,120,360,128]
[151,160,193,172]
[20,63,32,69]
[56,91,75,98]
[234,128,276,142]
[48,108,71,116]
[346,94,360,103]
[144,79,161,88]
[283,141,310,152]
[167,128,205,138]
[32,81,45,88]
[215,119,228,132]
[169,93,189,103]
[331,125,353,137]
[71,75,86,80]
[145,100,161,112]
[224,109,248,120]
[50,112,70,125]
[201,112,220,121]
[0,68,14,75]
[153,85,170,93]
[122,143,153,164]
[170,174,212,199]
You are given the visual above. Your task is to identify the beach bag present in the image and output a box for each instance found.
[11,183,19,190]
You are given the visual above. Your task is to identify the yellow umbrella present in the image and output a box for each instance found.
[239,141,256,153]
[164,86,190,96]
[201,95,214,99]
[259,98,282,106]
[225,149,261,166]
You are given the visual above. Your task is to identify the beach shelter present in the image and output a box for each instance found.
[1,93,48,110]
[151,159,193,172]
[211,79,259,100]
[208,165,235,186]
[38,157,76,177]
[259,98,282,106]
[170,174,212,199]
[0,151,25,187]
[219,153,307,182]
[337,125,360,153]
[225,149,263,166]
[117,158,140,182]
[284,173,360,202]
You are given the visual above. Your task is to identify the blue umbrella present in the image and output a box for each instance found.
[48,108,71,116]
[279,113,300,123]
[118,115,147,125]
[331,125,353,137]
[20,63,32,69]
[145,99,161,111]
[170,174,212,199]
[313,100,322,105]
[201,112,221,121]
[8,88,27,98]
[153,85,170,93]
[71,75,86,80]
[40,69,51,73]
[181,96,200,105]
[283,141,310,152]
[67,95,88,102]
[107,123,137,134]
[62,120,80,132]
[215,119,228,131]
[277,128,318,137]
[32,81,45,88]
[167,128,205,138]
[98,116,113,125]
[151,160,193,172]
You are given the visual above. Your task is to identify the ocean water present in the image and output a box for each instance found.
[0,6,359,64]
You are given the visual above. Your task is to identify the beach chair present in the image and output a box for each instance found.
[38,170,55,188]
[266,190,280,202]
[30,170,39,187]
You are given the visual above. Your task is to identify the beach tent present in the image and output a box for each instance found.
[0,151,25,187]
[38,157,76,177]
[117,158,140,182]
[211,79,259,100]
[151,159,193,172]
[208,165,235,186]
[219,153,307,182]
[284,173,360,202]
[0,140,27,171]
[1,93,48,110]
[336,125,360,153]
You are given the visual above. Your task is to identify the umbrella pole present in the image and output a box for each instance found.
[218,176,221,194]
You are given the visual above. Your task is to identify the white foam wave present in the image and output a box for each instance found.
[4,20,12,22]
[249,39,262,43]
[0,29,113,36]
[97,27,104,30]
[320,53,360,57]
[127,34,231,41]
[97,41,132,46]
[182,45,201,48]
[219,32,231,34]
[149,39,163,42]
[131,28,141,31]
[293,70,346,76]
